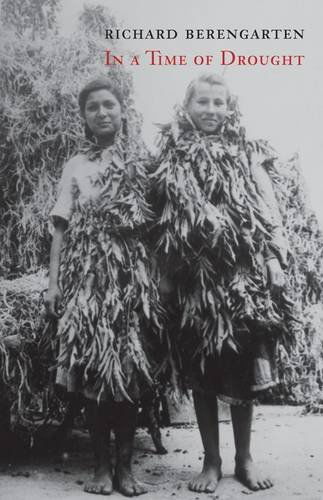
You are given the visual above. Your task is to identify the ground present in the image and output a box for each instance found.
[1,405,323,500]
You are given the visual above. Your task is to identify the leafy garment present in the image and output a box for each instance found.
[51,138,160,402]
[152,106,298,402]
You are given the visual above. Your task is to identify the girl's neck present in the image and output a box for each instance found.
[96,134,116,148]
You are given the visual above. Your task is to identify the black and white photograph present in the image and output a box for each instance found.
[0,1,323,499]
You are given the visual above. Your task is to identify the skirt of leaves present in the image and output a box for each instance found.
[57,205,161,402]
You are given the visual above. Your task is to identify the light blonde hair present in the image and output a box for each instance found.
[183,73,231,108]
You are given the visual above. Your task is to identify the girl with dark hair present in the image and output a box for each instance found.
[153,73,296,494]
[44,77,158,496]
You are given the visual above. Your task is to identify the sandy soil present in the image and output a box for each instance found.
[1,405,323,500]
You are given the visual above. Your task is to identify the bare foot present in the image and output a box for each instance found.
[155,444,168,455]
[84,466,113,495]
[235,458,273,491]
[115,465,147,497]
[188,461,222,493]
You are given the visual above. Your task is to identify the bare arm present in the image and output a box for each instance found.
[250,160,289,289]
[252,164,289,268]
[44,217,67,318]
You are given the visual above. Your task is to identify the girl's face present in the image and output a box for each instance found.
[84,89,122,140]
[186,82,228,134]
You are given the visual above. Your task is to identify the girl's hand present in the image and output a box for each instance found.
[3,334,23,352]
[267,258,285,290]
[44,285,64,318]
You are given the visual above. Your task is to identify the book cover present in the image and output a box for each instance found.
[0,1,323,498]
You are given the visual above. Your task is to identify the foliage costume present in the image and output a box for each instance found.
[152,103,297,404]
[50,133,160,402]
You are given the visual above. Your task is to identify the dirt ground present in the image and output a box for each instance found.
[1,405,323,500]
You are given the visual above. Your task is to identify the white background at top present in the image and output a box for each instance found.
[59,0,323,225]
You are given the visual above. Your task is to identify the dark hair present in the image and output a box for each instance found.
[183,73,231,108]
[78,77,124,116]
[78,77,124,142]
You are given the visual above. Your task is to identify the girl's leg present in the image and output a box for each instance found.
[231,403,273,490]
[188,390,222,493]
[114,401,147,497]
[84,399,113,495]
